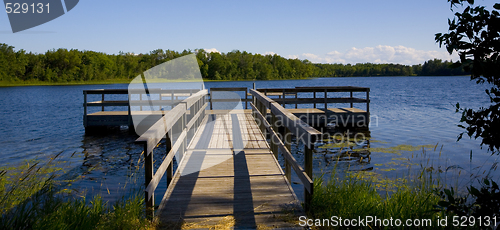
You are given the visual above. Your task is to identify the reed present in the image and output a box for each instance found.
[0,159,155,230]
[307,165,443,229]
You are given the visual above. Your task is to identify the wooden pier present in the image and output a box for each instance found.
[84,86,370,131]
[83,86,369,228]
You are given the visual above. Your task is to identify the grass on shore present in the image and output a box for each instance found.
[0,79,134,87]
[0,159,156,230]
[307,168,442,229]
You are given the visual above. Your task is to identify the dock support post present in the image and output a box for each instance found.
[166,133,173,186]
[295,92,298,109]
[284,127,291,182]
[209,91,213,110]
[101,93,105,111]
[313,90,316,109]
[350,91,353,108]
[324,89,327,111]
[304,142,314,213]
[181,113,186,158]
[282,89,286,108]
[144,145,154,218]
[271,112,278,160]
[366,90,370,114]
[245,88,248,109]
[83,91,88,127]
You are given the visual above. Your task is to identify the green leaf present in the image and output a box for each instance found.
[469,186,481,197]
[494,3,500,10]
[438,201,450,207]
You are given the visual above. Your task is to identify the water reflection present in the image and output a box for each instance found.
[71,129,145,202]
[316,129,371,171]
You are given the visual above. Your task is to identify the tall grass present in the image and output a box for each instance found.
[0,159,156,230]
[307,167,443,229]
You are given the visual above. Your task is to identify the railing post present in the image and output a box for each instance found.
[128,93,132,130]
[295,91,298,109]
[83,91,87,127]
[284,127,291,182]
[140,93,143,111]
[282,89,286,108]
[144,144,154,218]
[304,142,314,213]
[245,88,248,109]
[271,112,279,160]
[324,89,327,111]
[209,91,213,110]
[260,101,267,139]
[366,89,370,114]
[350,91,353,108]
[254,100,260,127]
[101,93,105,111]
[166,133,173,186]
[313,89,316,109]
[181,111,186,157]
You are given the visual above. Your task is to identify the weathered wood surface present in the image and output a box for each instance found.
[157,111,302,229]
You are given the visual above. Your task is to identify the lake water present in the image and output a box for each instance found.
[0,76,498,203]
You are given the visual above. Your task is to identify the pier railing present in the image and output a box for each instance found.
[209,87,250,109]
[257,86,370,112]
[83,88,200,128]
[250,89,322,211]
[135,89,208,217]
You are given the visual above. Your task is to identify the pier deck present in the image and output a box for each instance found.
[84,86,369,228]
[158,111,301,228]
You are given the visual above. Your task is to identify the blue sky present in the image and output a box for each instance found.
[1,0,497,65]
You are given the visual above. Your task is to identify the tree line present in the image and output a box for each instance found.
[0,43,468,84]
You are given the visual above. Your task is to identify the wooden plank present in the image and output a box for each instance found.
[251,102,313,193]
[156,110,302,228]
[259,97,369,105]
[249,89,274,108]
[181,89,208,108]
[269,102,321,146]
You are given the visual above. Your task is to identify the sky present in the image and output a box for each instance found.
[0,0,497,65]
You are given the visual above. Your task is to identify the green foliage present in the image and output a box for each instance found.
[0,159,155,230]
[434,178,500,229]
[308,169,441,229]
[0,43,468,85]
[436,0,500,153]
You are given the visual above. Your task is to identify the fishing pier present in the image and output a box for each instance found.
[82,86,370,228]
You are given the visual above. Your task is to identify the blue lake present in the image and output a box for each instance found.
[0,76,497,203]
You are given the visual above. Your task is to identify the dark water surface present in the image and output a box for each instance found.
[0,76,497,203]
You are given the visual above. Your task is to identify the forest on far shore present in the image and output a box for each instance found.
[0,43,469,84]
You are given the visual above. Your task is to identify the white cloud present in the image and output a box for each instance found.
[204,48,220,54]
[294,45,458,65]
[263,51,276,56]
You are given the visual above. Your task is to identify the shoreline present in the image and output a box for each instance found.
[0,75,472,87]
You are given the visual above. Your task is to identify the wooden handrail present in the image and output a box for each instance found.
[249,89,321,212]
[135,89,208,217]
[83,88,200,94]
[254,86,370,113]
[250,89,321,146]
[258,86,369,93]
[250,102,313,193]
[209,87,249,109]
